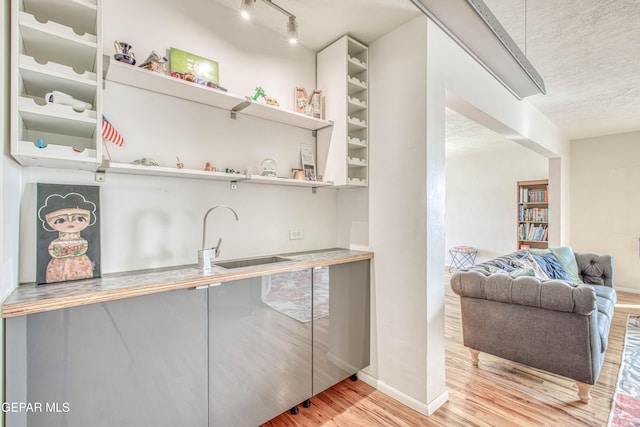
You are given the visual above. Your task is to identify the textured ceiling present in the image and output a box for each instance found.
[215,0,640,144]
[485,0,640,141]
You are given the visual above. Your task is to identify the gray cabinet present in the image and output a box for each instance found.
[4,260,370,427]
[208,270,313,427]
[313,260,370,395]
[5,288,208,427]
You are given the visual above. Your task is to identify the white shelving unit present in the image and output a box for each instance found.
[104,60,333,132]
[317,35,369,187]
[100,161,332,190]
[101,59,334,190]
[11,0,102,170]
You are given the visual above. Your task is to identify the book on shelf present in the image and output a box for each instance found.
[518,223,548,241]
[519,206,549,222]
[519,186,549,203]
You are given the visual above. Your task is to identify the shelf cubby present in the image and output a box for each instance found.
[19,11,97,72]
[19,55,97,102]
[19,96,96,137]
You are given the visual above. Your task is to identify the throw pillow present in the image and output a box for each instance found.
[529,248,551,256]
[512,253,550,281]
[532,253,572,281]
[549,246,584,284]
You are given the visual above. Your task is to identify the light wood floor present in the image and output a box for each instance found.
[263,272,640,426]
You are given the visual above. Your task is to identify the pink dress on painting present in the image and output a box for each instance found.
[46,238,93,283]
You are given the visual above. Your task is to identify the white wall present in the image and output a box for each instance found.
[571,131,640,293]
[15,0,338,281]
[365,15,442,414]
[445,142,549,264]
[2,0,23,422]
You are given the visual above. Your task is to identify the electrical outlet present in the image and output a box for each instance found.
[289,229,304,240]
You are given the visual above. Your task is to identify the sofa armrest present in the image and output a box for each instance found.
[450,271,596,315]
[574,252,614,287]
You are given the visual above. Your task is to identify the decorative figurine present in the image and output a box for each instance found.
[114,41,136,65]
[252,87,265,101]
[138,51,167,74]
[204,162,215,172]
[131,157,159,166]
[260,158,277,177]
[176,157,184,169]
[45,91,93,112]
[37,138,46,149]
[292,168,305,180]
[252,87,279,107]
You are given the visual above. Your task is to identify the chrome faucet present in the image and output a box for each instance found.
[198,205,239,268]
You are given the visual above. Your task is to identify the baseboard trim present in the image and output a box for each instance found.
[357,371,449,416]
[615,286,640,294]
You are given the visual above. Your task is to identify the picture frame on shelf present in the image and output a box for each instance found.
[294,87,324,119]
[300,143,316,181]
[169,47,221,88]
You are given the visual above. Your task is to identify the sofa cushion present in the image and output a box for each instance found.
[577,253,614,286]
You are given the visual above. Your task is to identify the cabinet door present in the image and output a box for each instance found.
[209,271,312,427]
[313,260,370,395]
[5,289,208,427]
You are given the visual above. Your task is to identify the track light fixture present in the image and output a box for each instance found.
[239,0,298,45]
[409,0,545,99]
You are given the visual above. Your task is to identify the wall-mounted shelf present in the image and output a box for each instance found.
[245,174,332,188]
[104,60,334,132]
[100,161,334,190]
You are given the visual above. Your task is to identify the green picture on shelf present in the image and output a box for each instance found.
[169,47,219,87]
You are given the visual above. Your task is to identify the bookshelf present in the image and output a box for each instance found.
[517,179,549,250]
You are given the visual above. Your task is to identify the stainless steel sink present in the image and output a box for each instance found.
[213,256,293,269]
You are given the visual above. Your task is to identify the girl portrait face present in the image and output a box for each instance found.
[45,208,91,233]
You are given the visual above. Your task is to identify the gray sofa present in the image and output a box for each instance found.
[450,250,615,402]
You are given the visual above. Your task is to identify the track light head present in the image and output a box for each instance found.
[240,0,254,20]
[287,16,298,44]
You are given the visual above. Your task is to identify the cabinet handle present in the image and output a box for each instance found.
[193,283,222,290]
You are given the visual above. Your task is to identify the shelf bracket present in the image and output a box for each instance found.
[312,187,317,194]
[312,130,317,137]
[95,171,106,182]
[230,181,238,190]
[230,97,252,119]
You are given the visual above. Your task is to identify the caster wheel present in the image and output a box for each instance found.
[302,399,311,408]
[350,374,358,381]
[290,406,299,415]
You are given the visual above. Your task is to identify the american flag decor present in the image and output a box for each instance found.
[101,115,124,146]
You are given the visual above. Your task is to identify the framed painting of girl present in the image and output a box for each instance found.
[36,184,101,285]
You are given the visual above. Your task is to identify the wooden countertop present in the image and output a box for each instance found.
[1,248,373,318]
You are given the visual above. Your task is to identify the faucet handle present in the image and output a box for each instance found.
[214,237,223,258]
